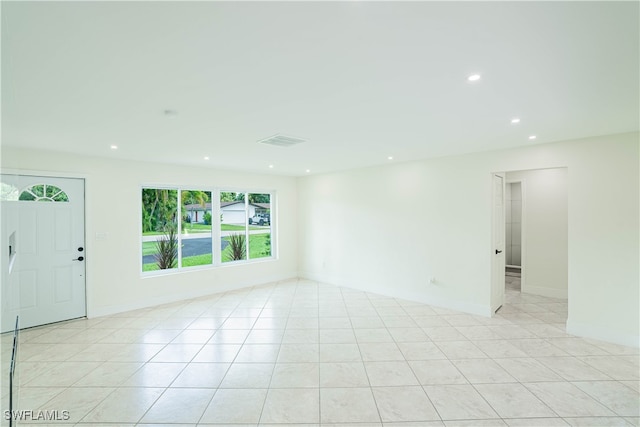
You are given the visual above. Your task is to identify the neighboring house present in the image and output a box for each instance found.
[183,202,212,223]
[183,201,270,224]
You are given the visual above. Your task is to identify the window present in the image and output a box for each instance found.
[18,184,69,202]
[142,187,274,274]
[248,193,271,259]
[142,188,178,272]
[220,192,247,263]
[181,190,212,268]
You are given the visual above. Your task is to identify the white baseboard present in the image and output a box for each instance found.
[523,284,568,300]
[88,272,298,318]
[566,318,640,348]
[299,271,492,317]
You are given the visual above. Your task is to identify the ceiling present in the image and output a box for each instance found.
[2,1,638,176]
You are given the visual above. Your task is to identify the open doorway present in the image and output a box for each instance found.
[492,167,568,318]
[505,181,522,293]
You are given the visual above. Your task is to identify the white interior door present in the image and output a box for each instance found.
[491,173,506,314]
[1,175,86,332]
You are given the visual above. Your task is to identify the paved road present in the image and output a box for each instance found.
[142,237,227,264]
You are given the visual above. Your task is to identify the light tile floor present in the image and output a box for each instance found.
[1,278,638,426]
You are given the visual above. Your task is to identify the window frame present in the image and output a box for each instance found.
[218,190,274,265]
[140,185,276,277]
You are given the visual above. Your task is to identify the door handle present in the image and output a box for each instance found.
[495,249,502,254]
[73,256,84,261]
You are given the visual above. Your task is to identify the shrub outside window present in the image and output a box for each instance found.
[220,192,247,263]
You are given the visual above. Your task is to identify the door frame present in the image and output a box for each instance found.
[1,168,90,322]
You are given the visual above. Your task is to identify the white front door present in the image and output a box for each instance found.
[1,175,86,332]
[491,173,506,314]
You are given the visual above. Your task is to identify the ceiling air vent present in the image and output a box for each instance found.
[258,134,306,148]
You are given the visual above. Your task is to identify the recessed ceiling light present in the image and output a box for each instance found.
[528,135,537,140]
[269,164,274,169]
[204,156,210,160]
[467,74,481,82]
[305,169,311,173]
[511,118,521,124]
[388,156,394,160]
[110,145,118,150]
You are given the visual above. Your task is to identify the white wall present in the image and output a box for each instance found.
[298,156,494,316]
[297,132,639,347]
[1,148,298,318]
[506,168,568,299]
